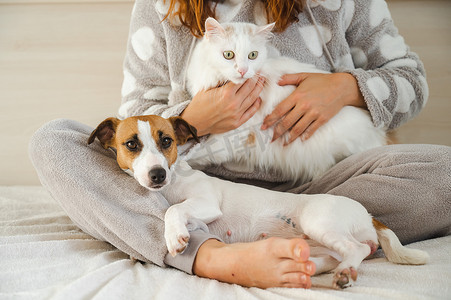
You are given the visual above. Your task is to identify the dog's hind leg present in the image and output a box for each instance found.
[310,254,339,275]
[313,232,371,289]
[298,194,378,288]
[308,254,340,289]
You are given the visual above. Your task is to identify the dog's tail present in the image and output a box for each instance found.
[373,219,429,265]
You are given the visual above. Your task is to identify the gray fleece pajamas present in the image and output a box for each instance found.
[30,0,451,274]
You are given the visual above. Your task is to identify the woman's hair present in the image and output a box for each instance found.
[163,0,307,37]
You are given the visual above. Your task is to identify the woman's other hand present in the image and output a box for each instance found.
[261,73,366,145]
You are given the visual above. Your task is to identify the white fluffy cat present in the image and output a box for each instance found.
[186,18,386,184]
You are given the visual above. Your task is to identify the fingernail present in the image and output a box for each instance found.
[261,124,267,130]
[301,274,307,283]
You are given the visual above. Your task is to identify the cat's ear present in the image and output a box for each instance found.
[204,17,225,40]
[257,22,275,39]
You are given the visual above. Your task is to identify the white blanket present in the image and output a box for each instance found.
[1,186,450,300]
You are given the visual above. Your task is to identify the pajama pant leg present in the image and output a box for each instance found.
[288,144,451,244]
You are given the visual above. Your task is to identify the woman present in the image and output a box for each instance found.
[30,0,451,289]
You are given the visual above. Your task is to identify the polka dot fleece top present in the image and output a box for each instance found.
[119,0,428,132]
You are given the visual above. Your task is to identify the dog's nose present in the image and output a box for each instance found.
[149,167,166,184]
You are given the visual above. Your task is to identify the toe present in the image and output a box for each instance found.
[282,272,312,289]
[292,239,310,262]
[266,237,310,262]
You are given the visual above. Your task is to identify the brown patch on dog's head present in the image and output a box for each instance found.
[113,117,141,170]
[110,115,180,170]
[89,115,199,172]
[169,116,200,145]
[88,117,120,149]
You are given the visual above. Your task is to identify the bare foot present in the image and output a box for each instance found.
[193,237,316,288]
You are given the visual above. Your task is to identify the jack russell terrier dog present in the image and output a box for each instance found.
[88,115,429,289]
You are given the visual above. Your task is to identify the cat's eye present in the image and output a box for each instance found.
[248,51,258,60]
[223,51,235,60]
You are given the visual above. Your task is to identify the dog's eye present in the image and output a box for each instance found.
[161,137,173,149]
[125,140,137,150]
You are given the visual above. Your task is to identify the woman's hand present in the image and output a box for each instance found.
[261,72,367,145]
[181,76,265,136]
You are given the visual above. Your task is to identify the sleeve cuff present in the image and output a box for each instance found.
[347,68,386,129]
[163,230,222,275]
[160,100,191,119]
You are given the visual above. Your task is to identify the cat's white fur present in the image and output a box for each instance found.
[186,18,386,184]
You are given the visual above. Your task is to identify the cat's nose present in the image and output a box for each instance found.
[238,68,248,77]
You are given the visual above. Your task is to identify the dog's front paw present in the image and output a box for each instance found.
[165,226,190,257]
[333,267,357,289]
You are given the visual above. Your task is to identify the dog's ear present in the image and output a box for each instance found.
[88,117,120,148]
[169,116,200,145]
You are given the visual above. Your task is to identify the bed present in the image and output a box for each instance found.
[1,185,450,300]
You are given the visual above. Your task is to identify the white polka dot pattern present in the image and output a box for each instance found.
[350,47,368,69]
[343,0,355,30]
[215,1,242,22]
[118,99,137,119]
[335,53,353,71]
[379,34,407,60]
[121,70,136,97]
[384,58,418,69]
[393,76,415,113]
[309,0,341,11]
[367,77,390,103]
[418,76,429,108]
[131,27,156,61]
[369,0,391,28]
[298,25,332,57]
[155,0,170,15]
[143,86,171,100]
